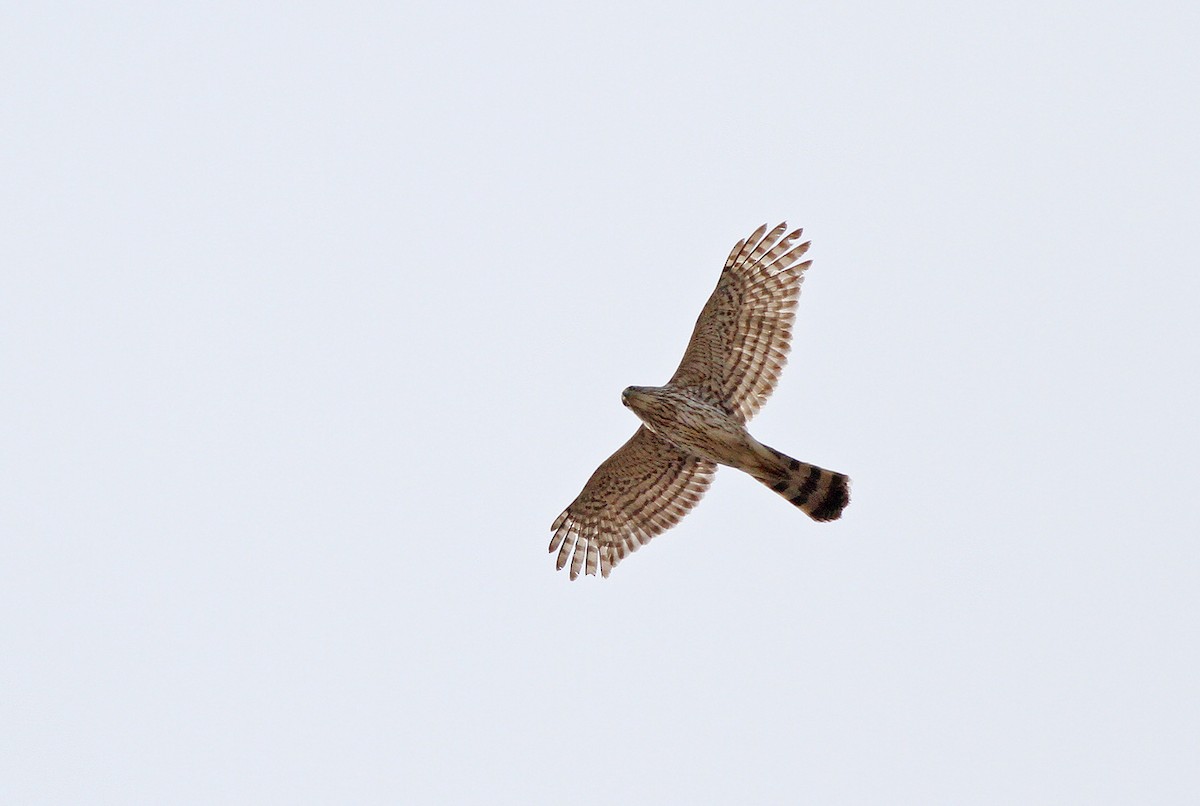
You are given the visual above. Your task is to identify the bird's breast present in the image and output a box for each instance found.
[632,392,753,467]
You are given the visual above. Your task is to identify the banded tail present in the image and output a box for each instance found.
[756,446,850,521]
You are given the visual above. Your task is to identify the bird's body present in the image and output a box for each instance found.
[621,386,757,469]
[551,222,849,579]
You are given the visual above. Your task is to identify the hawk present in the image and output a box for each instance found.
[549,222,850,579]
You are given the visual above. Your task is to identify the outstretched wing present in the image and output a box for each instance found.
[550,427,716,579]
[667,222,812,422]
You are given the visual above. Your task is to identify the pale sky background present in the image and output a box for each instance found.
[2,2,1198,804]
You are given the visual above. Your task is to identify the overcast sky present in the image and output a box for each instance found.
[3,2,1198,803]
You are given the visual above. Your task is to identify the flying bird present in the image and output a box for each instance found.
[550,222,850,579]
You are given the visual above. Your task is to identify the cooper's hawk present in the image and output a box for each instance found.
[550,222,850,579]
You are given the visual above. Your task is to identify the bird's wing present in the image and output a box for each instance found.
[667,222,812,422]
[550,426,716,579]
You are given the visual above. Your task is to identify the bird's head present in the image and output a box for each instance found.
[621,386,652,413]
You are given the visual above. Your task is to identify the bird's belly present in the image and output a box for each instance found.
[640,402,756,468]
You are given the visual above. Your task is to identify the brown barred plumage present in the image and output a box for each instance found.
[551,222,849,579]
